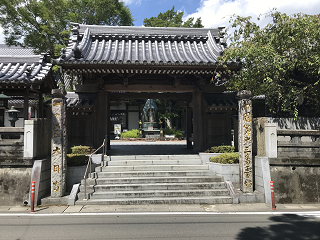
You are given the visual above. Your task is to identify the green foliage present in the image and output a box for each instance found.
[69,145,92,155]
[219,11,320,118]
[156,99,182,128]
[120,129,139,138]
[143,6,203,28]
[0,0,134,58]
[205,145,235,153]
[209,153,239,164]
[66,154,88,166]
[163,128,183,139]
[66,145,92,166]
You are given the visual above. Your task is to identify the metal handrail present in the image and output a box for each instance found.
[83,136,107,200]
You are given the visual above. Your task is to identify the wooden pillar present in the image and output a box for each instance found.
[24,89,29,120]
[186,102,192,149]
[105,92,111,150]
[95,90,106,149]
[38,93,43,118]
[192,91,204,151]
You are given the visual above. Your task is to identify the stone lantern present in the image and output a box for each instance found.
[6,106,20,127]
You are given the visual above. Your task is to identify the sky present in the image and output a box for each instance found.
[1,0,320,44]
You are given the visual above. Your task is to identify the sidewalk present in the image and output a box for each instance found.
[0,203,319,214]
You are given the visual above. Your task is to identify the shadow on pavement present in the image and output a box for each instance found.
[108,144,197,156]
[237,214,320,240]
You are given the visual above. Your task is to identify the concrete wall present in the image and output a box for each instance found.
[255,157,271,204]
[29,159,51,205]
[206,162,240,185]
[66,164,96,192]
[269,158,320,204]
[0,167,32,205]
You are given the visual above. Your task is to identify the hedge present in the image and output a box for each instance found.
[205,145,235,153]
[209,153,239,164]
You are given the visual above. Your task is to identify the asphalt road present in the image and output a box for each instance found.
[1,213,319,240]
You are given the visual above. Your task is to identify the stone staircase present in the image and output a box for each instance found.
[76,155,234,205]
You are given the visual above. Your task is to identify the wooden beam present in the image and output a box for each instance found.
[104,84,197,92]
[110,92,192,100]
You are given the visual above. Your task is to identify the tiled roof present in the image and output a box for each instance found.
[204,92,238,109]
[55,23,226,67]
[0,45,52,85]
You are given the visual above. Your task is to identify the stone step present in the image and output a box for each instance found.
[107,159,202,166]
[96,165,209,172]
[95,170,216,178]
[80,182,226,192]
[88,189,230,199]
[75,196,234,205]
[107,155,201,161]
[94,175,223,184]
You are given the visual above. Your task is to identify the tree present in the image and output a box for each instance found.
[156,99,181,129]
[144,7,203,129]
[143,6,203,28]
[0,0,134,58]
[219,11,320,117]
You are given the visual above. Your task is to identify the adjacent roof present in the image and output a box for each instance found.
[204,92,238,110]
[0,44,52,85]
[66,92,96,108]
[55,23,226,69]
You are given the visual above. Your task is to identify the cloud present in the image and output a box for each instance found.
[184,0,320,29]
[119,0,142,5]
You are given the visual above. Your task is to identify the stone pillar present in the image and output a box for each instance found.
[193,91,204,151]
[237,90,253,193]
[51,89,67,197]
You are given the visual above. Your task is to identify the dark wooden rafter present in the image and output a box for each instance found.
[110,92,192,100]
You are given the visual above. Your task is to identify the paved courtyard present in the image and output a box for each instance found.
[108,140,197,156]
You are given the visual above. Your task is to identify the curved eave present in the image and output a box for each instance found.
[0,61,52,85]
[55,26,229,68]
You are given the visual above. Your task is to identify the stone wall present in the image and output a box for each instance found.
[270,117,320,130]
[252,117,268,157]
[269,158,320,203]
[0,167,32,205]
[0,127,25,165]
